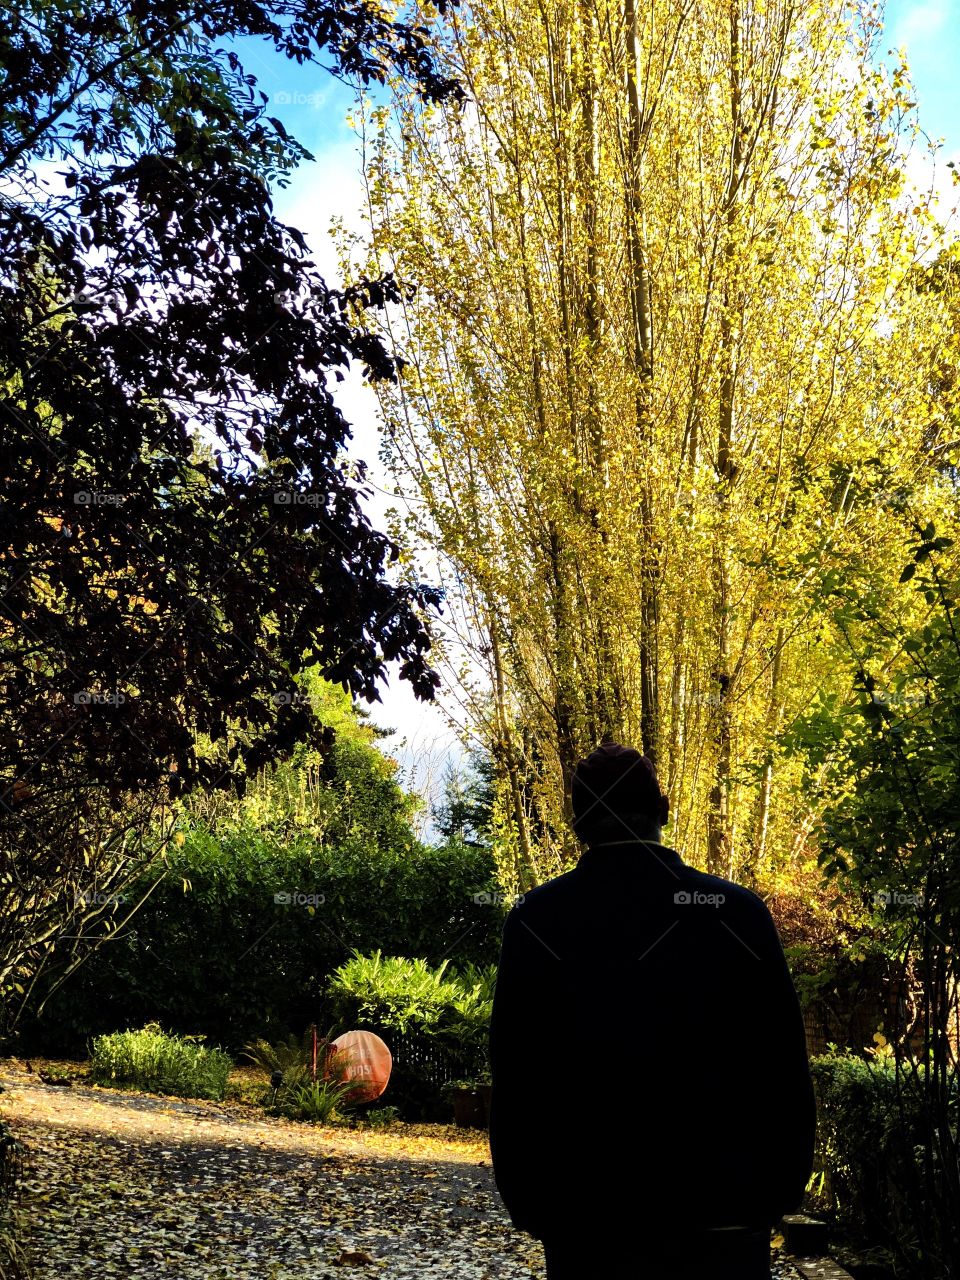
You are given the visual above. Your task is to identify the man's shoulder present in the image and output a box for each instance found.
[510,869,579,912]
[498,872,578,953]
[503,862,774,933]
[510,863,769,905]
[682,866,767,908]
[673,867,779,937]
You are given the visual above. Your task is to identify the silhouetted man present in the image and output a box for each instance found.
[489,742,816,1279]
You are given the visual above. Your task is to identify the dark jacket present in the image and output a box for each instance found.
[488,840,816,1241]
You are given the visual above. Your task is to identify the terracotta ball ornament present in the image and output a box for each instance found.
[327,1030,393,1101]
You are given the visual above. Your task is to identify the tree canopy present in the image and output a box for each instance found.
[0,0,464,1028]
[344,0,960,885]
[0,0,467,808]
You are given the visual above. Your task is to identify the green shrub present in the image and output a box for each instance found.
[90,1023,232,1100]
[326,950,495,1061]
[811,1047,960,1271]
[325,950,496,1118]
[243,1033,309,1082]
[242,1031,359,1122]
[362,1106,399,1128]
[286,1078,352,1123]
[25,825,500,1056]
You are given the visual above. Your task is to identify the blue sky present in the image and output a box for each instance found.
[226,4,960,804]
[234,2,960,195]
[885,0,960,140]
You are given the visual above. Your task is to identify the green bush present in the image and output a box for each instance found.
[286,1078,353,1124]
[90,1023,232,1100]
[326,950,494,1059]
[20,697,503,1057]
[362,1105,400,1128]
[242,1031,359,1122]
[325,951,496,1118]
[24,826,500,1055]
[242,1033,310,1086]
[811,1047,960,1271]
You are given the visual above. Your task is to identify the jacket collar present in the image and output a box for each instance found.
[576,840,684,877]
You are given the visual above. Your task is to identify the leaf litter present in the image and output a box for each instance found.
[0,1060,540,1278]
[0,1060,804,1279]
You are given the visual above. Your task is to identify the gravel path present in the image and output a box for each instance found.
[0,1061,804,1278]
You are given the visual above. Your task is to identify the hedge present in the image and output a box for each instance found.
[22,827,503,1055]
[811,1048,960,1271]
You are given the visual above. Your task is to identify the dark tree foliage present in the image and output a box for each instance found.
[0,0,465,807]
[0,0,464,1028]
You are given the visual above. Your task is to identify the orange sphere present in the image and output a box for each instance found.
[327,1030,392,1102]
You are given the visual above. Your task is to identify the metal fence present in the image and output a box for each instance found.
[383,1026,484,1089]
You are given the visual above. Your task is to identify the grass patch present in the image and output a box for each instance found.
[90,1024,232,1100]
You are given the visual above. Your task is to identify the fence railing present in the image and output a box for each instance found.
[377,1025,485,1089]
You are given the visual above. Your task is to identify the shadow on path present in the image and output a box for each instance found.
[1,1063,543,1279]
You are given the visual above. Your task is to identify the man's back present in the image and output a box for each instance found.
[488,839,816,1242]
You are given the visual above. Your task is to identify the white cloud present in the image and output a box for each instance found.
[895,2,948,47]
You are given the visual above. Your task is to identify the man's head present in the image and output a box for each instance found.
[570,742,669,845]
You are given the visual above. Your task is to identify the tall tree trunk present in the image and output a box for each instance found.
[548,522,580,840]
[489,617,537,889]
[623,0,661,764]
[570,0,625,746]
[707,0,745,876]
[513,124,581,839]
[748,624,786,878]
[666,611,686,791]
